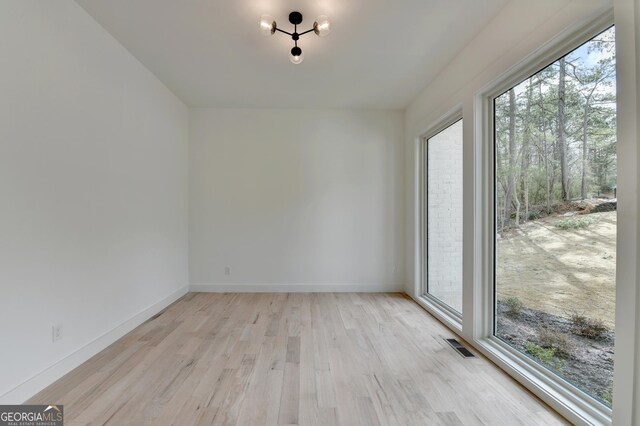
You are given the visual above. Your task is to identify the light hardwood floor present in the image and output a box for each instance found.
[29,293,566,425]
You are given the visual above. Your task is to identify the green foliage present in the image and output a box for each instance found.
[538,328,575,358]
[554,216,597,230]
[570,313,608,339]
[524,343,565,371]
[527,211,540,220]
[599,184,615,193]
[503,296,524,316]
[495,27,616,231]
[601,386,613,406]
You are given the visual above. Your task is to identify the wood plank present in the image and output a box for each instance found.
[27,293,568,425]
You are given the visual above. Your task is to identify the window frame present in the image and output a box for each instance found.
[472,12,615,426]
[418,109,464,331]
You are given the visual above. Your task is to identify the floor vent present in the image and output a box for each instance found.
[445,338,475,358]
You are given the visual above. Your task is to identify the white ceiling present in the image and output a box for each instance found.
[75,0,509,109]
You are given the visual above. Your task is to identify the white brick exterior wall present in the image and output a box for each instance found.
[426,120,463,312]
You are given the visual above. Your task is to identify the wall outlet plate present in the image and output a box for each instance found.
[224,266,231,276]
[52,324,62,342]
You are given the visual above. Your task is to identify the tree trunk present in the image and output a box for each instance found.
[507,88,520,227]
[539,82,552,214]
[581,104,588,200]
[558,57,570,201]
[545,138,551,214]
[520,83,533,221]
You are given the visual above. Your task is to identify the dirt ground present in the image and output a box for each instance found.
[497,211,617,329]
[496,301,614,403]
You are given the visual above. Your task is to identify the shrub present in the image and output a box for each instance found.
[503,296,524,316]
[600,184,614,193]
[570,313,608,339]
[601,386,613,405]
[524,343,565,370]
[527,211,540,220]
[554,216,597,230]
[538,328,575,358]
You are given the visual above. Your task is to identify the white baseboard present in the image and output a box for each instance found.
[190,283,404,293]
[0,285,189,405]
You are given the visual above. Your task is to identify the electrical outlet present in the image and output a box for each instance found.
[224,266,231,276]
[52,324,62,342]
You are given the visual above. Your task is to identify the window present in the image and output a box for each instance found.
[424,119,463,313]
[493,26,616,407]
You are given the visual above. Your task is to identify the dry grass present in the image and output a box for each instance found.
[503,296,523,315]
[538,327,576,358]
[497,211,616,329]
[570,313,608,339]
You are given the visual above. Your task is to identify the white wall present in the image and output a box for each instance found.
[0,1,189,403]
[189,108,404,291]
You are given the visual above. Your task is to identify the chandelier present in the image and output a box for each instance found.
[259,11,331,64]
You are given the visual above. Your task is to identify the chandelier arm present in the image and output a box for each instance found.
[275,27,292,36]
[298,28,315,36]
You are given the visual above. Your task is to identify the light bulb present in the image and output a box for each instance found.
[289,47,304,64]
[259,15,275,36]
[313,15,331,37]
